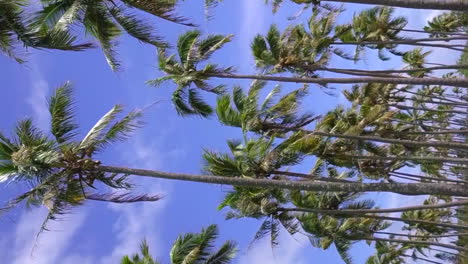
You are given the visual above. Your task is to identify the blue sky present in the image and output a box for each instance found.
[0,1,459,263]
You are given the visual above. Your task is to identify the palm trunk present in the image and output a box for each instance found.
[331,40,465,52]
[399,130,468,135]
[350,236,465,251]
[401,254,444,264]
[389,104,467,115]
[203,73,468,88]
[398,28,468,37]
[390,171,468,184]
[277,200,468,215]
[374,231,468,238]
[271,170,352,182]
[311,64,468,77]
[96,165,468,196]
[332,36,468,43]
[322,0,468,11]
[309,131,468,150]
[331,154,468,164]
[389,97,468,107]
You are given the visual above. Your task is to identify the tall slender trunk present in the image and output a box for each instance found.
[277,200,468,214]
[322,0,468,11]
[271,170,352,182]
[397,89,466,104]
[331,40,465,52]
[389,104,467,115]
[398,28,468,37]
[401,254,444,264]
[374,231,468,238]
[310,64,468,77]
[332,154,468,164]
[96,165,468,196]
[348,236,465,251]
[398,130,468,135]
[309,131,468,150]
[391,171,468,184]
[203,73,468,88]
[332,36,468,45]
[389,97,468,107]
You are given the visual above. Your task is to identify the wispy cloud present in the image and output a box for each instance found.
[26,60,50,131]
[238,0,267,72]
[8,208,87,264]
[99,136,175,263]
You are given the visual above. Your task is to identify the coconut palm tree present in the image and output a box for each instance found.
[2,81,468,239]
[153,30,468,115]
[121,225,237,264]
[0,82,161,237]
[0,0,93,63]
[31,0,194,70]
[150,30,233,116]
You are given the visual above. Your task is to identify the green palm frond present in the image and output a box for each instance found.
[203,150,241,176]
[205,240,237,264]
[216,94,242,127]
[79,104,124,151]
[48,82,78,144]
[83,4,122,71]
[122,0,194,26]
[109,6,168,48]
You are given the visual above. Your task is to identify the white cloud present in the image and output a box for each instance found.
[239,0,267,72]
[10,208,87,264]
[237,232,309,264]
[99,138,174,263]
[26,61,50,131]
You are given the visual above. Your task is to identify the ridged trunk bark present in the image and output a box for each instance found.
[277,200,468,214]
[323,0,468,11]
[97,165,468,196]
[204,73,468,88]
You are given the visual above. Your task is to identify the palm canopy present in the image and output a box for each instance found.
[0,0,93,63]
[292,189,389,264]
[0,82,160,238]
[121,225,237,264]
[335,6,407,61]
[251,10,352,75]
[216,80,317,136]
[31,0,193,71]
[148,30,233,116]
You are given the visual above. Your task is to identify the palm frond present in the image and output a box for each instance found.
[205,240,237,264]
[122,0,195,26]
[83,5,122,71]
[216,94,242,127]
[79,104,124,152]
[177,30,201,67]
[48,82,78,144]
[109,6,168,48]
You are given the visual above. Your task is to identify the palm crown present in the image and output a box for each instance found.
[121,225,237,264]
[0,82,159,237]
[149,30,233,116]
[31,0,194,70]
[0,1,93,63]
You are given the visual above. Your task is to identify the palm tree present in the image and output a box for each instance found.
[121,225,237,264]
[150,30,233,116]
[0,82,161,237]
[269,0,468,11]
[2,81,468,238]
[31,0,194,70]
[153,30,468,112]
[0,1,93,63]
